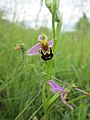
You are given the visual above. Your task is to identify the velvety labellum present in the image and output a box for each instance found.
[40,48,54,61]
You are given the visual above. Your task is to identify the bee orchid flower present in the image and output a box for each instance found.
[27,34,54,61]
[48,80,73,110]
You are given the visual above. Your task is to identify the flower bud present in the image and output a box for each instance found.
[45,0,61,22]
[45,0,51,8]
[15,44,23,50]
[55,10,60,22]
[15,43,25,53]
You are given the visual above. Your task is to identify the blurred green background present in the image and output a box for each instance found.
[0,8,90,120]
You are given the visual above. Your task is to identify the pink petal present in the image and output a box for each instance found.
[48,39,54,47]
[27,43,40,56]
[48,80,65,92]
[38,34,48,41]
[61,93,73,110]
[38,35,42,41]
[50,88,63,93]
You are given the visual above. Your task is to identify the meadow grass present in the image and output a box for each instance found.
[0,20,90,120]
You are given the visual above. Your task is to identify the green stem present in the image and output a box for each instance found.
[52,17,55,39]
[43,61,51,120]
[45,61,51,100]
[51,8,56,78]
[52,13,56,50]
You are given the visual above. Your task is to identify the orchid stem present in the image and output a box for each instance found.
[45,61,51,100]
[52,13,56,52]
[52,16,55,41]
[44,61,51,120]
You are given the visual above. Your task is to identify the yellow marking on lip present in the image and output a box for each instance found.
[41,40,48,45]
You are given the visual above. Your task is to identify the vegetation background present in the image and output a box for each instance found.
[0,7,90,120]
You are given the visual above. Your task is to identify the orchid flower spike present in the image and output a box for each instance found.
[27,33,54,61]
[48,80,73,110]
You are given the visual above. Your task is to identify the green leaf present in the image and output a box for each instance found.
[47,92,60,109]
